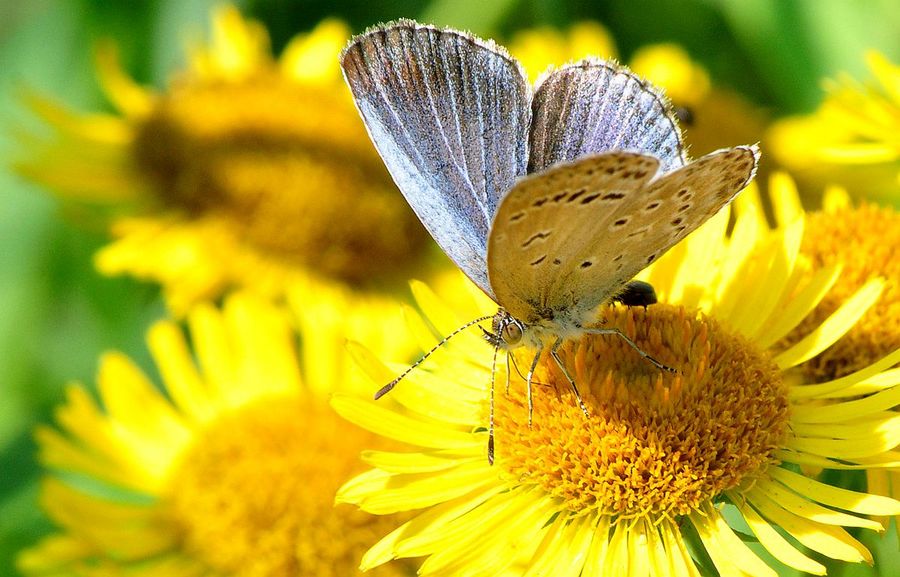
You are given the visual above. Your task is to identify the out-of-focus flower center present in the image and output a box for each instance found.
[494,304,789,519]
[789,204,900,380]
[166,396,404,577]
[133,75,431,286]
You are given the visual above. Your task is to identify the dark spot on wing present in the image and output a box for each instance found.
[553,258,562,265]
[509,211,526,222]
[581,261,592,269]
[522,231,551,248]
[647,253,656,263]
[613,254,624,262]
[531,255,547,266]
[613,218,628,227]
[533,197,548,207]
[678,204,691,212]
[671,217,683,226]
[568,189,587,202]
[602,192,626,201]
[645,201,660,211]
[677,188,690,198]
[580,193,601,204]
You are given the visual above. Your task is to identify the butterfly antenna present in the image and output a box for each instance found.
[488,344,499,465]
[374,314,494,400]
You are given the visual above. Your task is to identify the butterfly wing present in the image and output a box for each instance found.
[487,146,759,324]
[529,59,686,174]
[341,20,531,297]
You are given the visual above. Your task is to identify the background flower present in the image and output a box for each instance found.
[17,292,417,577]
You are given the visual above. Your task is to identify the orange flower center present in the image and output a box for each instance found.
[494,304,789,519]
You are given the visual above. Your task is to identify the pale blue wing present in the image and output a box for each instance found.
[341,20,531,297]
[529,58,686,174]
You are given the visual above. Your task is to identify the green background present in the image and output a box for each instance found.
[2,1,899,575]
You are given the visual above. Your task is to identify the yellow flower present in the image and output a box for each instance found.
[16,5,432,314]
[334,174,900,576]
[781,183,900,381]
[17,291,416,577]
[508,25,767,159]
[768,51,900,203]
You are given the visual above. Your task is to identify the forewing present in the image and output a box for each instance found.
[341,20,531,297]
[487,146,759,323]
[529,59,686,174]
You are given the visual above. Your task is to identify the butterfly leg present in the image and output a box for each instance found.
[525,348,542,427]
[505,353,511,395]
[550,337,590,419]
[583,327,677,373]
[488,345,499,465]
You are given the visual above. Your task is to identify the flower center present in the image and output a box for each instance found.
[789,204,900,380]
[166,396,405,577]
[132,74,431,286]
[494,304,789,520]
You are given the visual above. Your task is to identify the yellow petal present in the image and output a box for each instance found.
[789,348,900,399]
[331,393,482,450]
[791,379,900,424]
[735,497,826,575]
[748,492,872,563]
[773,278,884,369]
[756,263,841,350]
[750,481,883,531]
[769,466,900,516]
[692,504,777,577]
[360,482,506,569]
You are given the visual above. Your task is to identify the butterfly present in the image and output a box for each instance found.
[340,20,759,462]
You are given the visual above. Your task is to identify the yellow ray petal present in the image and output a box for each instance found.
[773,278,884,369]
[747,492,872,563]
[755,263,841,350]
[692,504,777,577]
[331,394,481,450]
[525,513,593,577]
[750,482,882,531]
[789,348,900,399]
[581,517,612,577]
[769,467,900,516]
[791,380,900,424]
[361,483,507,569]
[734,497,826,575]
[147,321,215,424]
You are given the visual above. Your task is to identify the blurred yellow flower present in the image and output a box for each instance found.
[334,175,900,576]
[508,24,767,160]
[780,183,900,381]
[17,5,432,315]
[17,292,417,577]
[768,51,900,203]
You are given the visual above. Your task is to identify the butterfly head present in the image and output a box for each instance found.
[483,309,528,350]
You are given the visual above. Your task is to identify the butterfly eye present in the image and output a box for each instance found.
[501,320,523,345]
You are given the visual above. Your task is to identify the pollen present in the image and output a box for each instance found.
[789,203,900,380]
[166,396,407,577]
[493,304,789,519]
[132,74,430,286]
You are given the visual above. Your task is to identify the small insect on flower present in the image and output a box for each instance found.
[340,20,758,461]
